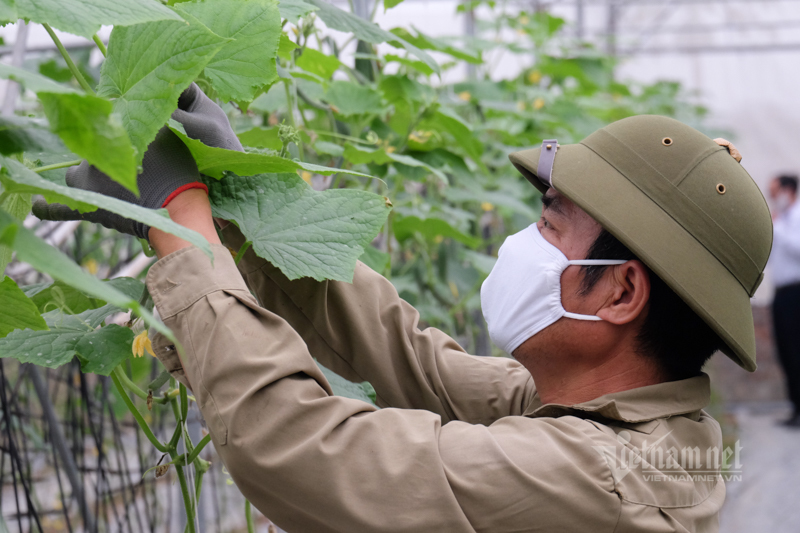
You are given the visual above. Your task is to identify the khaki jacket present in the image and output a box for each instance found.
[146,225,725,533]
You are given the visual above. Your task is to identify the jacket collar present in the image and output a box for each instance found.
[523,373,711,423]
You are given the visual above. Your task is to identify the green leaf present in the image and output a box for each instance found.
[393,214,480,248]
[304,0,438,74]
[0,63,77,94]
[422,107,483,162]
[14,0,183,38]
[170,124,372,179]
[314,141,344,157]
[0,157,213,258]
[0,194,30,274]
[0,116,63,155]
[384,0,404,10]
[460,249,496,275]
[75,325,135,375]
[316,361,376,405]
[0,0,16,21]
[296,48,341,79]
[278,33,298,60]
[444,186,538,220]
[249,83,287,113]
[238,127,282,150]
[38,59,73,83]
[0,308,134,375]
[207,173,391,282]
[27,280,100,314]
[324,81,383,116]
[379,74,435,106]
[0,209,175,346]
[38,93,138,193]
[0,277,47,338]
[97,18,228,166]
[0,65,138,192]
[278,0,317,23]
[176,0,281,103]
[342,143,447,183]
[25,277,143,315]
[342,143,392,165]
[390,27,481,64]
[384,54,434,76]
[358,245,389,273]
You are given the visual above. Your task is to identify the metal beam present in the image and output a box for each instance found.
[619,42,800,54]
[617,20,800,34]
[1,21,29,116]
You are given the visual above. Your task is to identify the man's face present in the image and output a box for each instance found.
[512,188,612,367]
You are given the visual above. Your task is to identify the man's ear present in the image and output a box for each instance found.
[595,260,650,325]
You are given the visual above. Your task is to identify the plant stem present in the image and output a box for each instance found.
[171,457,196,533]
[310,130,377,145]
[193,468,206,507]
[114,364,173,404]
[185,434,211,465]
[32,159,82,173]
[111,370,168,453]
[92,34,107,57]
[168,419,183,450]
[234,241,251,265]
[245,500,255,533]
[43,24,95,95]
[180,383,189,422]
[282,80,305,160]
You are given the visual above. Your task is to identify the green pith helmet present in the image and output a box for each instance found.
[508,115,773,372]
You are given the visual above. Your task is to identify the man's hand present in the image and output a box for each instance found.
[149,188,220,258]
[173,83,244,152]
[171,83,246,230]
[33,83,239,250]
[32,126,206,239]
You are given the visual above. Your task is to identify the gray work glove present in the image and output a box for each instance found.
[173,83,244,153]
[32,83,239,239]
[32,126,202,239]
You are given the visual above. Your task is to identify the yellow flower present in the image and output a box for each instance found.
[481,201,494,211]
[458,91,471,102]
[533,97,545,110]
[519,15,530,25]
[408,130,433,144]
[385,145,396,154]
[300,171,313,184]
[83,258,99,275]
[527,70,542,84]
[132,330,156,358]
[434,235,444,244]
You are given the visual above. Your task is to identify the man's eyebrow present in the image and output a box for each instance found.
[541,194,565,215]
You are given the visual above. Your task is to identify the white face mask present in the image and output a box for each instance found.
[480,224,627,355]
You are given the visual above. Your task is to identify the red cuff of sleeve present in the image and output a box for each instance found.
[161,182,209,208]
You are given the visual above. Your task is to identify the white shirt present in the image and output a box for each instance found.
[770,200,800,288]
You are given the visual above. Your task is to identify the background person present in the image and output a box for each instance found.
[769,174,800,427]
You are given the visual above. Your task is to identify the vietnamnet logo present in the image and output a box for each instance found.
[593,430,743,483]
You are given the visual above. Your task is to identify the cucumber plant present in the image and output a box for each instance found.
[0,0,705,528]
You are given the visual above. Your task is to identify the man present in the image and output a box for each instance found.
[34,86,772,532]
[768,174,800,427]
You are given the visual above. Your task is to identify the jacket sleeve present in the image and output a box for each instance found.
[217,224,535,425]
[146,245,621,533]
